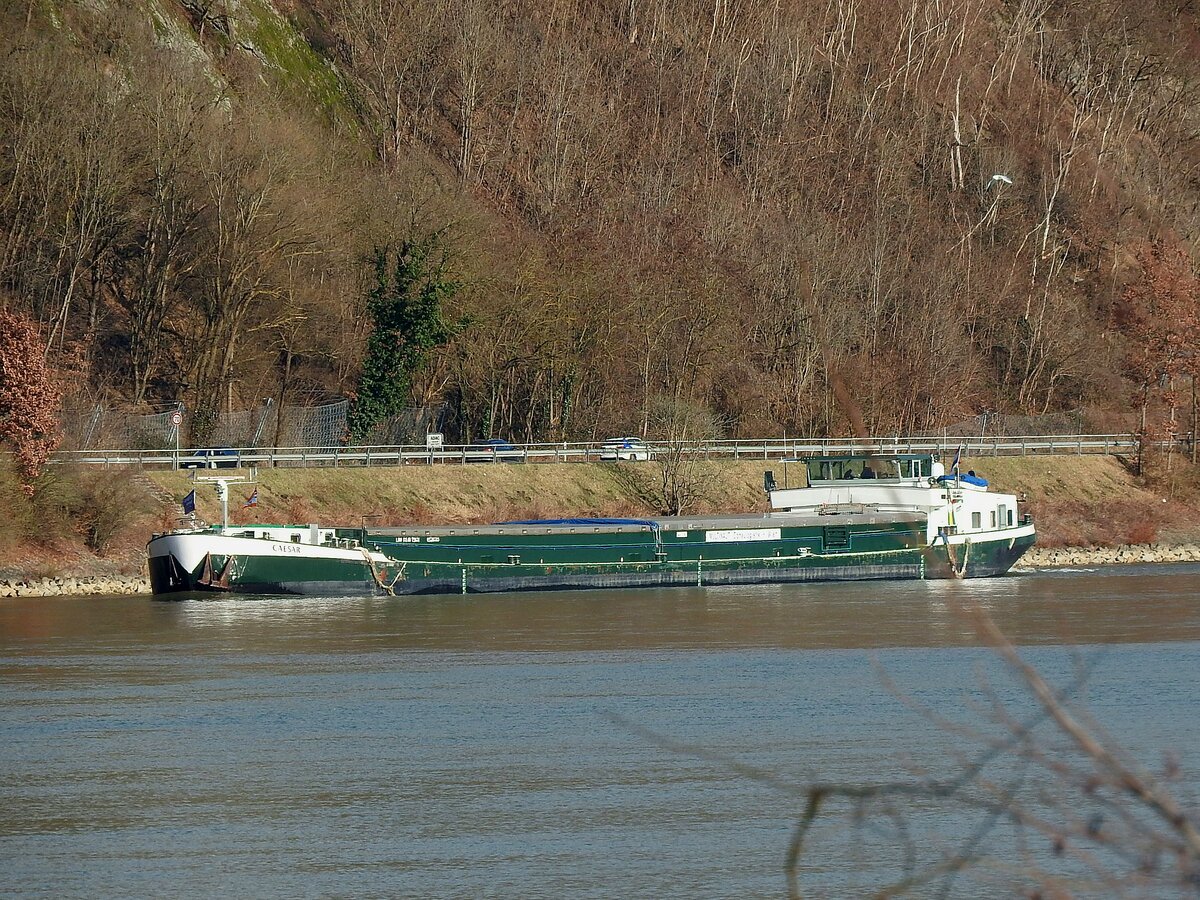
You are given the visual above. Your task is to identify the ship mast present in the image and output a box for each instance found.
[194,476,253,530]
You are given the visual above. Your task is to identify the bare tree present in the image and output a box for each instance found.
[779,602,1200,896]
[185,120,318,439]
[113,74,212,403]
[616,598,1199,897]
[331,0,450,165]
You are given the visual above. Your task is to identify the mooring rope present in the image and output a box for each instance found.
[361,548,401,596]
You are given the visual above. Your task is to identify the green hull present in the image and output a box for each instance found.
[150,516,1035,598]
[353,518,1034,595]
[148,548,377,597]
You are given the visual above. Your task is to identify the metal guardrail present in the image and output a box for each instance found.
[51,434,1149,469]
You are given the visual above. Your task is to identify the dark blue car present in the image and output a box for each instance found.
[465,439,522,463]
[182,447,239,469]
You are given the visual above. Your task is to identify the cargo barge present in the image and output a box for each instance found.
[147,453,1035,598]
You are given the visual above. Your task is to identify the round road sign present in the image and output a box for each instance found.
[170,411,183,427]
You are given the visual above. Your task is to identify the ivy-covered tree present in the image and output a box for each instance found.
[0,309,63,494]
[348,234,461,442]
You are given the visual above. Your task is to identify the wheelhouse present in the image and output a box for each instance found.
[800,453,937,485]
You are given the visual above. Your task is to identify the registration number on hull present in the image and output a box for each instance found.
[704,528,782,543]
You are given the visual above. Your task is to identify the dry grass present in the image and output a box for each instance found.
[966,454,1139,502]
[0,462,165,579]
[149,461,775,528]
[154,456,1169,538]
[148,457,1197,549]
[2,455,1193,579]
[972,454,1200,547]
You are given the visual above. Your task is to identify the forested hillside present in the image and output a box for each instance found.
[2,0,1198,449]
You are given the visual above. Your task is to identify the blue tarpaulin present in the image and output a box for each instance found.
[497,517,659,529]
[936,474,989,487]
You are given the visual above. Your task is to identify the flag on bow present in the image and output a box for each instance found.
[182,489,196,515]
[243,488,259,508]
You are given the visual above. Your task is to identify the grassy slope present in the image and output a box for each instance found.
[149,461,774,530]
[963,456,1199,547]
[4,456,1197,580]
[150,455,1197,549]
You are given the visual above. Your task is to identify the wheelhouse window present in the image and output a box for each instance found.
[809,460,863,481]
[805,456,930,482]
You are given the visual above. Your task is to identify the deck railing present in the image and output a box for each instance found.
[45,433,1164,469]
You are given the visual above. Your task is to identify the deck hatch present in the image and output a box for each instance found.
[822,525,851,550]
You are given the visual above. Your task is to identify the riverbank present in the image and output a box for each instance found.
[2,455,1199,593]
[0,574,149,598]
[1015,543,1200,569]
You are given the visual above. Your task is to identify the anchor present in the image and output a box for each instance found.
[195,552,235,590]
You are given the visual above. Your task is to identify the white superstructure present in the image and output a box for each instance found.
[766,453,1035,549]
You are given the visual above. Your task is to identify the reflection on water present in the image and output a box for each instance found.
[106,562,1200,650]
[1,566,1198,897]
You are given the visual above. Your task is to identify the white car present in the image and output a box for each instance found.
[600,437,651,461]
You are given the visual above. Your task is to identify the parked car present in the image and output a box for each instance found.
[600,436,651,461]
[465,438,522,463]
[181,447,239,469]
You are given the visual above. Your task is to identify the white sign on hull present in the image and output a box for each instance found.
[704,528,782,543]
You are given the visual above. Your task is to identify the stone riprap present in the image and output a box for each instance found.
[0,575,150,598]
[1014,543,1200,569]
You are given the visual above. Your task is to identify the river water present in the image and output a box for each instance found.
[2,566,1199,898]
